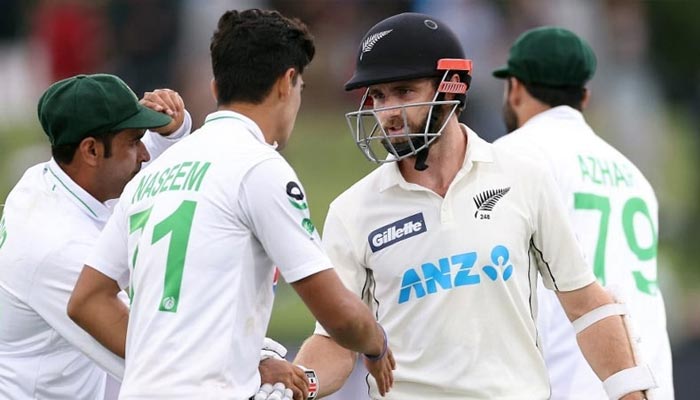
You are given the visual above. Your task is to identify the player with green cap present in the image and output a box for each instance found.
[494,26,670,399]
[0,73,191,399]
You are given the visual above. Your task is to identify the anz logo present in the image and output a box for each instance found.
[398,245,514,304]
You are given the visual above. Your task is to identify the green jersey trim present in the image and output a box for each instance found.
[46,166,98,218]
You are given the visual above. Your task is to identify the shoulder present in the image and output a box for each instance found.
[2,193,93,267]
[489,141,552,178]
[494,123,558,160]
[329,165,385,215]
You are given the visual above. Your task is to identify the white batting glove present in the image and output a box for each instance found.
[260,337,288,361]
[253,382,294,400]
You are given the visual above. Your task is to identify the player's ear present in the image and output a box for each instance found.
[77,137,101,167]
[581,88,591,110]
[277,67,296,99]
[443,73,462,102]
[508,77,524,107]
[210,79,219,104]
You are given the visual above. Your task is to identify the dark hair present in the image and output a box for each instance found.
[521,80,585,110]
[210,9,315,105]
[51,132,117,165]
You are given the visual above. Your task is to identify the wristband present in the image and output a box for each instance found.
[363,324,388,362]
[603,364,656,399]
[296,365,318,400]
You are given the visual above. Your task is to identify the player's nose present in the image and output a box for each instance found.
[138,142,151,163]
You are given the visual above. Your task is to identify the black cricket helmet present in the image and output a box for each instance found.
[345,13,472,169]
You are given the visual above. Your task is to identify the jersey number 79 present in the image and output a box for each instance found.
[574,193,657,295]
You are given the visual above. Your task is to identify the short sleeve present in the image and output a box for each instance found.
[85,199,130,289]
[238,158,331,283]
[141,110,192,167]
[314,203,372,337]
[531,168,595,292]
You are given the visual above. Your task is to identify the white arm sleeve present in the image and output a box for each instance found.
[238,157,331,283]
[28,243,125,380]
[141,110,192,167]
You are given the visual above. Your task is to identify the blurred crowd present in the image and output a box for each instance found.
[0,0,698,397]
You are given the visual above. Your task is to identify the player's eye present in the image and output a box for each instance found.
[370,92,384,101]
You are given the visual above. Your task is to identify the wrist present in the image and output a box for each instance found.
[363,324,387,362]
[295,365,318,400]
[619,392,646,400]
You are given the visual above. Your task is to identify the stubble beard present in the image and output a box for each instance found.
[381,104,447,156]
[503,100,519,133]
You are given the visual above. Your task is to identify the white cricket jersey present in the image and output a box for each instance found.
[87,110,331,400]
[495,106,673,400]
[315,126,595,400]
[0,117,191,400]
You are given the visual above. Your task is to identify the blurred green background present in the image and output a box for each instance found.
[1,0,699,398]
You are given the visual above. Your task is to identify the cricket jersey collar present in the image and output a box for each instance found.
[45,158,112,223]
[523,105,585,129]
[378,124,493,192]
[204,110,276,148]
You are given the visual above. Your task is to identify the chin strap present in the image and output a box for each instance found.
[414,147,429,171]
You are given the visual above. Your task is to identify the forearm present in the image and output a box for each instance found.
[292,270,384,356]
[558,283,650,399]
[577,314,636,380]
[559,283,636,380]
[68,292,129,358]
[323,299,384,357]
[294,334,356,397]
[68,266,129,358]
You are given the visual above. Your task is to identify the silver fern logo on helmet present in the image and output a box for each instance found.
[360,29,393,60]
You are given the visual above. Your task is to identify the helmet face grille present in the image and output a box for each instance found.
[345,92,459,164]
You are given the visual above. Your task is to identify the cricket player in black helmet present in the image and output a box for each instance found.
[345,12,472,171]
[295,12,654,400]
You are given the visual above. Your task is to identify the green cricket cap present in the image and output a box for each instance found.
[38,74,172,146]
[493,26,596,87]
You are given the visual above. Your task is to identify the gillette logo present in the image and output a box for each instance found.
[369,213,427,252]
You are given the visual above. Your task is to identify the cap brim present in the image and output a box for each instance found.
[111,104,172,132]
[492,65,511,79]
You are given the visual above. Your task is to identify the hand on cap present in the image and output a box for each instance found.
[140,89,185,136]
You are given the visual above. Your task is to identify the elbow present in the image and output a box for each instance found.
[558,282,614,321]
[66,291,86,324]
[324,318,363,342]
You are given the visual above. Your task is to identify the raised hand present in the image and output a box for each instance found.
[139,89,184,136]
